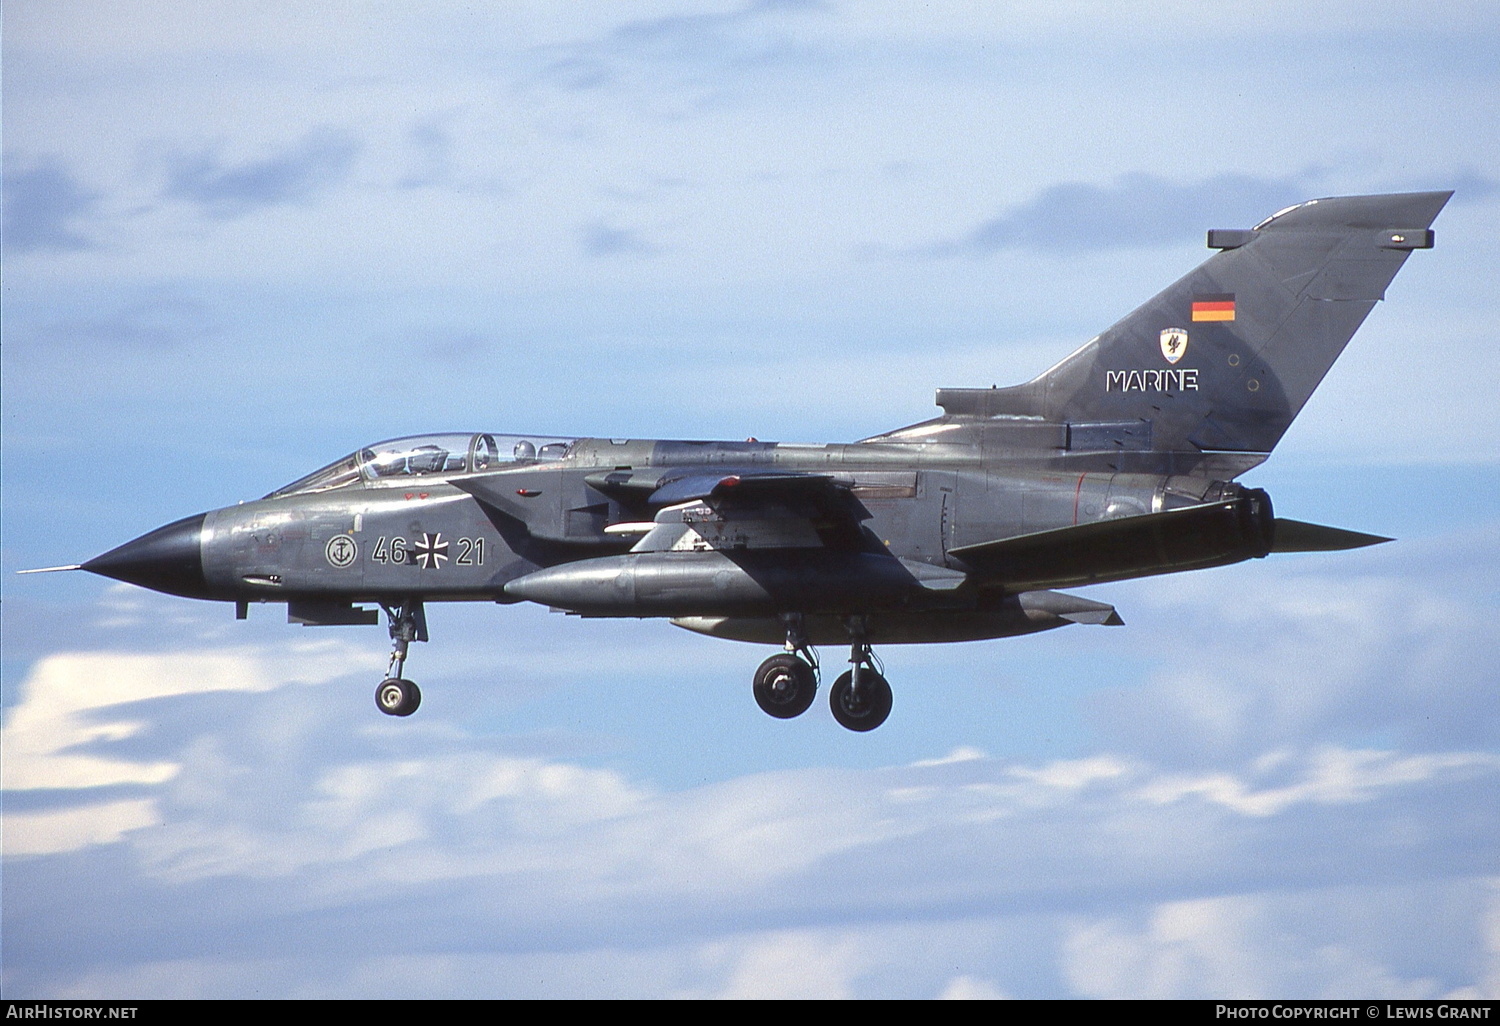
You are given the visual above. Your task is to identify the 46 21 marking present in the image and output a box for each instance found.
[370,535,485,567]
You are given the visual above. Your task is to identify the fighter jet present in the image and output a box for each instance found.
[37,191,1449,730]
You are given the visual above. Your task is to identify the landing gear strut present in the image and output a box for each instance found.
[829,616,892,732]
[376,599,426,716]
[752,614,819,719]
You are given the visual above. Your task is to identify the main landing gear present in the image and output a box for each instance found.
[753,614,820,719]
[829,616,892,732]
[376,599,427,716]
[752,614,893,731]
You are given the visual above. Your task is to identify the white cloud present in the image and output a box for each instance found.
[1091,559,1500,763]
[1134,748,1500,818]
[938,974,1010,999]
[1061,891,1481,999]
[1009,754,1130,792]
[20,880,1496,998]
[911,746,988,768]
[7,634,1496,949]
[700,930,863,1000]
[1,640,382,856]
[3,800,159,858]
[3,644,365,789]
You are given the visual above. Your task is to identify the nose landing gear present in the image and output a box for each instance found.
[377,599,426,717]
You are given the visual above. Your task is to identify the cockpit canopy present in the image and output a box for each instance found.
[267,433,575,498]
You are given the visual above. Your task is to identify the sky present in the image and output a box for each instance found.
[3,0,1498,999]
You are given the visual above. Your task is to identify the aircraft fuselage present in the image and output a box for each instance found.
[67,191,1448,727]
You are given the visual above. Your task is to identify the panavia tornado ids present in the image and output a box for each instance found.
[39,191,1449,730]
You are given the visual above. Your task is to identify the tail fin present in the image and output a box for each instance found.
[940,191,1450,453]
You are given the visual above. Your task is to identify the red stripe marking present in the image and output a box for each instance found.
[1073,473,1087,525]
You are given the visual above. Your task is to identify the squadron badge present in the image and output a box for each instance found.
[325,534,358,569]
[1159,327,1189,365]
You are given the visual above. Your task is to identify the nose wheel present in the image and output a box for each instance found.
[376,677,421,716]
[377,599,427,717]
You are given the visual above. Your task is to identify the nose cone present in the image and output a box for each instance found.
[83,513,211,599]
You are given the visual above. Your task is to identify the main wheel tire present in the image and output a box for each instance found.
[829,669,892,732]
[376,677,421,717]
[753,653,818,719]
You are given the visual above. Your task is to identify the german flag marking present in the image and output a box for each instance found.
[1192,293,1235,322]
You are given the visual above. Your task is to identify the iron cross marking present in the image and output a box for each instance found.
[413,532,449,569]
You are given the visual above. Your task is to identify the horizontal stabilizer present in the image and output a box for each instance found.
[948,492,1274,591]
[1271,518,1392,553]
[1063,606,1125,626]
[1017,590,1124,626]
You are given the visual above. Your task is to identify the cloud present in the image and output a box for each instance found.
[4,801,160,858]
[3,590,1495,996]
[2,640,382,856]
[1448,169,1500,203]
[532,0,830,99]
[1089,561,1500,766]
[1131,748,1497,818]
[932,172,1316,255]
[20,881,1494,999]
[938,975,1010,999]
[704,929,862,999]
[162,127,362,219]
[13,293,220,355]
[398,118,454,190]
[7,639,1497,898]
[3,158,101,253]
[5,711,1496,994]
[581,220,656,257]
[607,0,824,57]
[1060,893,1460,999]
[928,168,1497,258]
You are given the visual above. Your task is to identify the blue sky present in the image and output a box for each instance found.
[3,1,1498,998]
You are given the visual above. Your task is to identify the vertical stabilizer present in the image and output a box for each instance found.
[947,191,1450,453]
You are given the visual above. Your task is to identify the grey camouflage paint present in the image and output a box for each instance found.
[80,192,1448,678]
